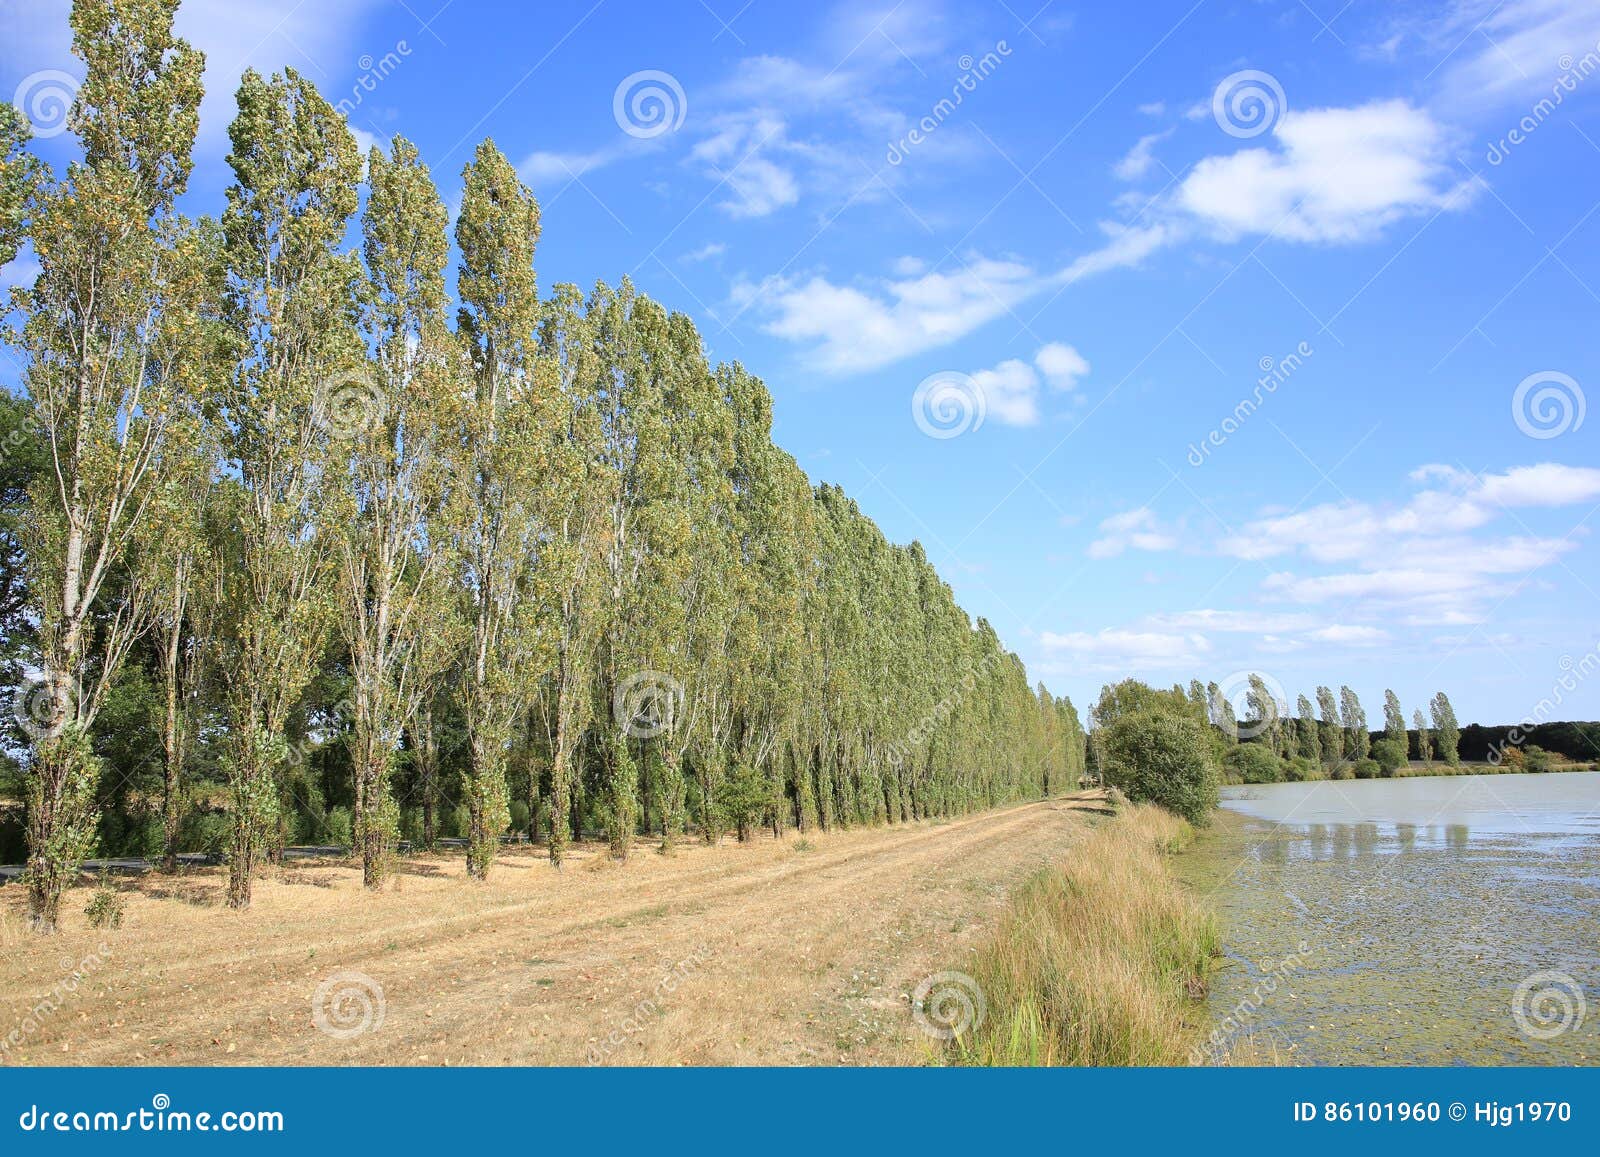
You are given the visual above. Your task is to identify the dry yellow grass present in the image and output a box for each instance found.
[0,798,1095,1066]
[941,803,1220,1066]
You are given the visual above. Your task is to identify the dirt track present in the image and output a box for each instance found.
[0,800,1090,1066]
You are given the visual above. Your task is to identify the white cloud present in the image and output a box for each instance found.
[682,242,727,264]
[1221,463,1600,562]
[1307,624,1389,646]
[1035,342,1091,391]
[1088,508,1178,559]
[1039,627,1211,672]
[970,358,1040,426]
[1113,129,1173,181]
[1434,0,1600,111]
[741,254,1038,373]
[963,343,1092,427]
[1145,609,1318,633]
[1177,100,1477,243]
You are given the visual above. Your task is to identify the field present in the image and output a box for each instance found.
[0,800,1097,1066]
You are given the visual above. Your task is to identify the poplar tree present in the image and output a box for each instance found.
[1339,686,1369,762]
[1296,693,1321,763]
[450,140,553,879]
[13,0,207,929]
[1413,708,1432,764]
[1383,689,1406,749]
[1315,686,1341,767]
[212,66,361,907]
[333,135,456,887]
[1429,692,1460,766]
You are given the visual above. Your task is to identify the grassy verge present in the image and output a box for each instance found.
[939,802,1218,1066]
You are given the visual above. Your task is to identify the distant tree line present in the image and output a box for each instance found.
[0,0,1086,932]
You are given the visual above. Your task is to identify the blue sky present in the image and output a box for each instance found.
[5,0,1600,729]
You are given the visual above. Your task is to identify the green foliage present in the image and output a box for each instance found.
[1353,758,1381,780]
[84,875,125,929]
[321,807,352,848]
[1099,702,1220,826]
[1224,742,1283,784]
[1371,737,1407,776]
[1430,692,1461,766]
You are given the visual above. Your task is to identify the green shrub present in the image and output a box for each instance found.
[1328,762,1355,780]
[1371,738,1407,776]
[1100,707,1220,826]
[509,800,530,833]
[1283,756,1317,782]
[1224,742,1282,784]
[325,806,353,849]
[1353,758,1381,779]
[1523,745,1554,773]
[84,879,124,929]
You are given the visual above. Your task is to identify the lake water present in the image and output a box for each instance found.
[1179,772,1600,1066]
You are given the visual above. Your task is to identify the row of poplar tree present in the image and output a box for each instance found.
[0,0,1087,932]
[1188,677,1462,768]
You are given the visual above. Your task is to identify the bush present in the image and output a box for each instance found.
[1283,756,1317,782]
[1523,745,1554,773]
[1328,762,1355,780]
[508,800,530,834]
[84,879,124,929]
[324,806,353,849]
[1353,758,1381,780]
[1100,707,1220,826]
[1371,738,1407,776]
[1224,742,1282,784]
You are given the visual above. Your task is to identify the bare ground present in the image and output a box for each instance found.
[0,799,1094,1066]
